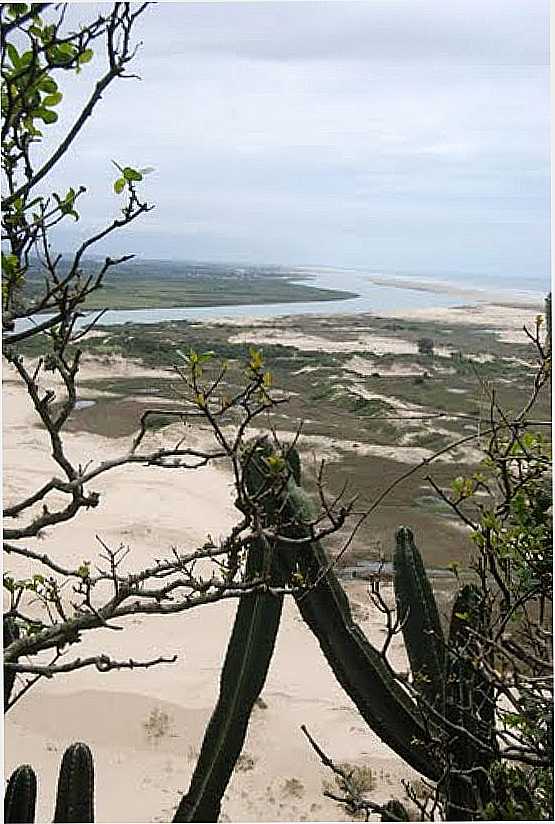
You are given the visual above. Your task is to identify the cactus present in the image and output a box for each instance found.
[447,584,494,738]
[4,613,19,711]
[444,585,495,820]
[391,543,496,820]
[7,743,95,824]
[53,742,95,822]
[173,443,290,822]
[393,527,445,707]
[4,764,37,824]
[260,446,442,782]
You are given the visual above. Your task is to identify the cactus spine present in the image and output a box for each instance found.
[393,527,445,706]
[4,764,37,824]
[53,742,95,822]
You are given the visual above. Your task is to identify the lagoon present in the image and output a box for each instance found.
[16,268,544,333]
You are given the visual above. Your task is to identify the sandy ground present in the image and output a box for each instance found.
[229,328,455,357]
[3,359,420,823]
[227,296,543,353]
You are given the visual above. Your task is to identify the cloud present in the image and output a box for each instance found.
[145,1,548,66]
[39,1,549,279]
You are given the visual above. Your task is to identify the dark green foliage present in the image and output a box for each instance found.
[53,742,95,822]
[173,544,284,822]
[4,613,19,711]
[4,764,37,823]
[483,762,553,821]
[381,799,410,821]
[393,527,445,707]
[417,337,434,356]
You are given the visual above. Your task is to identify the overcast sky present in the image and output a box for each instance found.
[44,0,550,281]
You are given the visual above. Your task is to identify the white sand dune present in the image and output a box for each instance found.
[3,360,418,823]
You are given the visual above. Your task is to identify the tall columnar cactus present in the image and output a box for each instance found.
[281,483,441,781]
[53,742,95,823]
[240,442,442,782]
[279,448,497,816]
[4,764,37,824]
[444,585,495,820]
[6,744,95,824]
[392,534,496,820]
[4,613,19,711]
[173,441,292,822]
[393,527,445,707]
[173,542,285,823]
[447,584,494,742]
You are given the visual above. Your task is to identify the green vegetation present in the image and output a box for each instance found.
[22,257,356,311]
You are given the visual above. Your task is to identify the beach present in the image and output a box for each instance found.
[3,291,547,822]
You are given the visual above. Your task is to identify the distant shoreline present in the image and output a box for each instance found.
[365,274,544,311]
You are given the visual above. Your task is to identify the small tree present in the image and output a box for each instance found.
[1,4,351,709]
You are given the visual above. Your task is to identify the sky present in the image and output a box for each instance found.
[39,0,550,282]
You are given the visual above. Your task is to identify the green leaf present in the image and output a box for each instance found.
[43,91,63,107]
[36,107,58,124]
[49,44,74,64]
[77,563,90,579]
[6,43,20,68]
[39,76,58,93]
[114,177,126,194]
[248,347,264,370]
[78,48,94,65]
[122,166,143,182]
[8,4,28,18]
[19,50,34,67]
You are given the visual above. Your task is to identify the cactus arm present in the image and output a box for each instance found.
[4,765,37,824]
[53,742,95,822]
[4,614,19,711]
[393,527,445,706]
[282,482,441,782]
[173,541,284,823]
